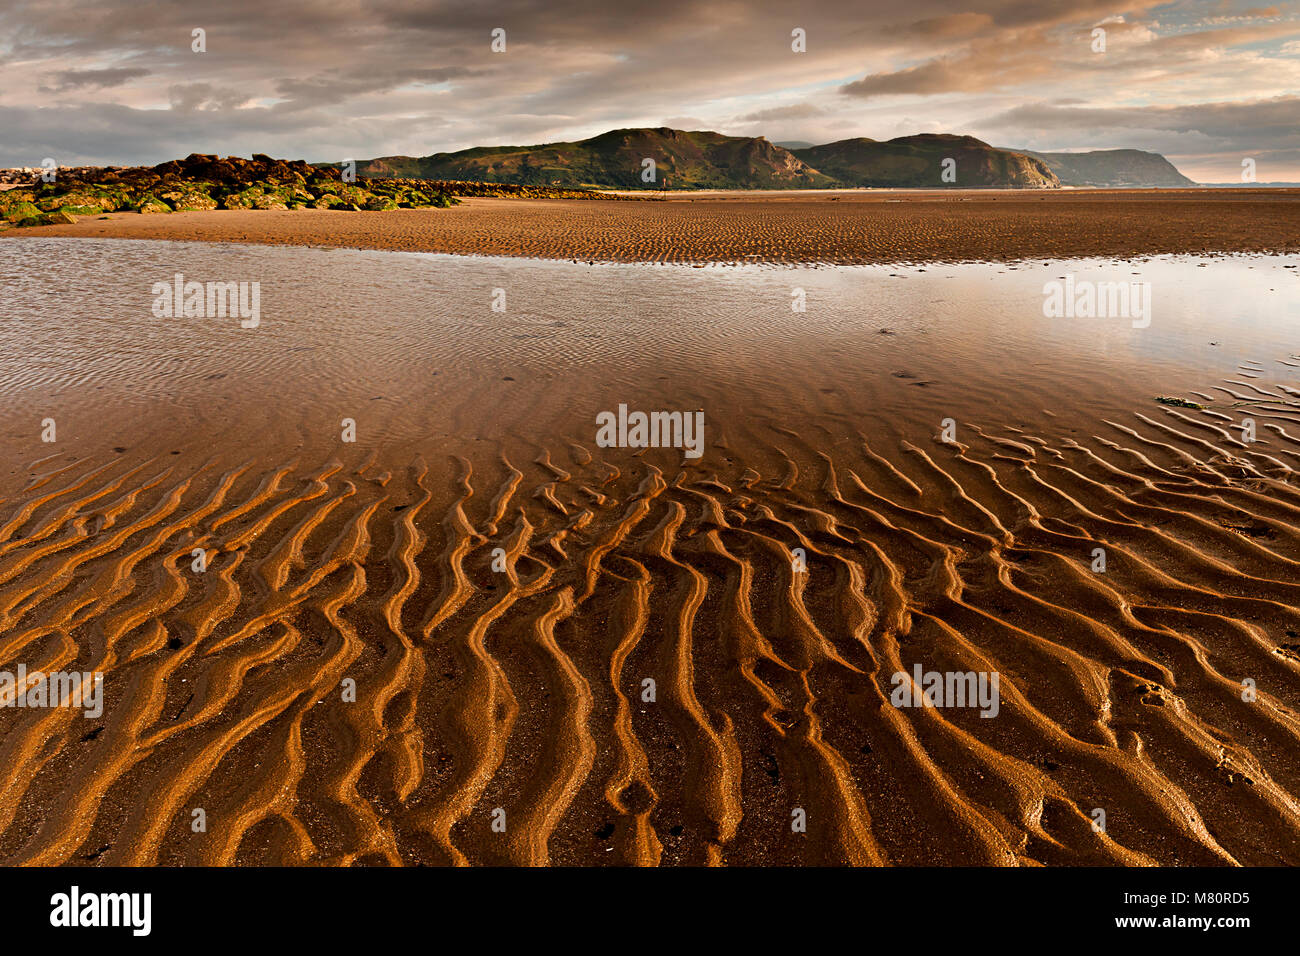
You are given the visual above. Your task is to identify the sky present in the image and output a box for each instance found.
[1,0,1298,182]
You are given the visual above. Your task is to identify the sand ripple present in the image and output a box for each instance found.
[2,385,1299,866]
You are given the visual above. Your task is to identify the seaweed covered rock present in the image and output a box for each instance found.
[332,183,372,206]
[1,198,40,223]
[6,152,460,225]
[160,185,218,211]
[36,189,105,212]
[220,185,264,209]
[136,195,171,214]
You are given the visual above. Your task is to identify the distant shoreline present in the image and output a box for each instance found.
[4,189,1297,265]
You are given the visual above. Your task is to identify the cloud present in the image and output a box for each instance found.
[884,13,994,40]
[0,0,1296,178]
[660,116,710,130]
[168,83,251,111]
[38,67,150,92]
[981,96,1300,145]
[842,57,977,96]
[976,96,1300,181]
[736,103,826,122]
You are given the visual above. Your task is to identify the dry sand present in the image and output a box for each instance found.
[4,188,1298,263]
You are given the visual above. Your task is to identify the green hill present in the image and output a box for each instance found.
[354,128,1193,190]
[359,128,836,189]
[791,134,1058,188]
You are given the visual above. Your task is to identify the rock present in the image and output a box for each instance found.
[2,200,40,222]
[13,210,77,227]
[136,196,171,214]
[0,189,35,209]
[160,186,217,211]
[174,194,218,211]
[333,184,371,205]
[16,153,457,221]
[220,186,263,209]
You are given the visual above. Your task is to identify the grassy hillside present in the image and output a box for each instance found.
[355,129,1197,190]
[360,128,838,189]
[792,134,1058,188]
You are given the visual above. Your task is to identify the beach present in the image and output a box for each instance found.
[4,189,1298,263]
[0,201,1298,867]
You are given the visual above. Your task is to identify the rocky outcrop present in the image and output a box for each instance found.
[0,153,459,227]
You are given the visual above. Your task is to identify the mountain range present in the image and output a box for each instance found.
[354,127,1197,190]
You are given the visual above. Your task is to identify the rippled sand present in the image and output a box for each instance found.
[1,241,1298,865]
[4,189,1298,264]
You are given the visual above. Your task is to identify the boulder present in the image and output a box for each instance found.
[160,186,218,211]
[2,200,40,222]
[333,183,371,205]
[220,186,264,209]
[13,210,77,226]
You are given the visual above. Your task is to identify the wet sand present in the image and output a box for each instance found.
[1,235,1299,867]
[4,188,1298,263]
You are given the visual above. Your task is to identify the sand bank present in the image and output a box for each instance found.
[3,189,1298,264]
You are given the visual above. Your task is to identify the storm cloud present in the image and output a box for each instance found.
[1,0,1296,181]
